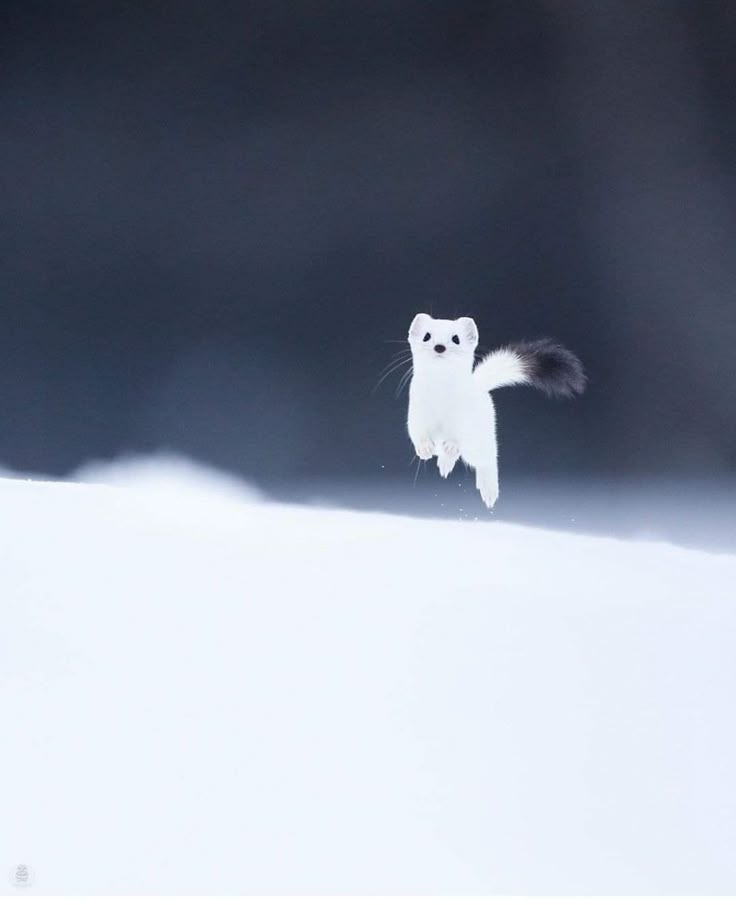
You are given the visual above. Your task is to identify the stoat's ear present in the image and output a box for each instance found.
[408,312,431,340]
[456,316,479,347]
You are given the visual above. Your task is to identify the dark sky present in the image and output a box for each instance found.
[2,1,735,484]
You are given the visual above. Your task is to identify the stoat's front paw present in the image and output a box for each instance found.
[437,440,460,478]
[414,440,435,460]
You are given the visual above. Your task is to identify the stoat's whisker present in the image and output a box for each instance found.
[372,356,414,393]
[378,351,413,372]
[378,349,412,367]
[394,365,413,398]
[376,355,412,381]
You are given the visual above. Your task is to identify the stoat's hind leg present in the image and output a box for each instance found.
[475,464,499,509]
[437,440,460,478]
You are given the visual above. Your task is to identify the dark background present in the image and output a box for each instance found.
[2,1,735,491]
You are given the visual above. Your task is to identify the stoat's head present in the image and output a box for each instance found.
[408,313,478,370]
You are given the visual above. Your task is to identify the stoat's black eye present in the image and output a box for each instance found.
[423,332,431,342]
[452,334,460,345]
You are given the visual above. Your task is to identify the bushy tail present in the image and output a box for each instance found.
[472,338,586,398]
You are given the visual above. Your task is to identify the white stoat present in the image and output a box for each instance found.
[406,313,586,508]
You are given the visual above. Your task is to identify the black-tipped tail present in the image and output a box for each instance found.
[511,338,586,398]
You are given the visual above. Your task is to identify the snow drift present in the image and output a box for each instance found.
[1,457,735,893]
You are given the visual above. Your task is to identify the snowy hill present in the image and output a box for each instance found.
[2,457,736,893]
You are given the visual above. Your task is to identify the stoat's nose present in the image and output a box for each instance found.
[434,344,446,353]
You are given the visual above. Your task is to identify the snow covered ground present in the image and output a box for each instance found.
[2,456,736,893]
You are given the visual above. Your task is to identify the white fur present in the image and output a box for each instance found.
[471,346,530,392]
[406,313,531,509]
